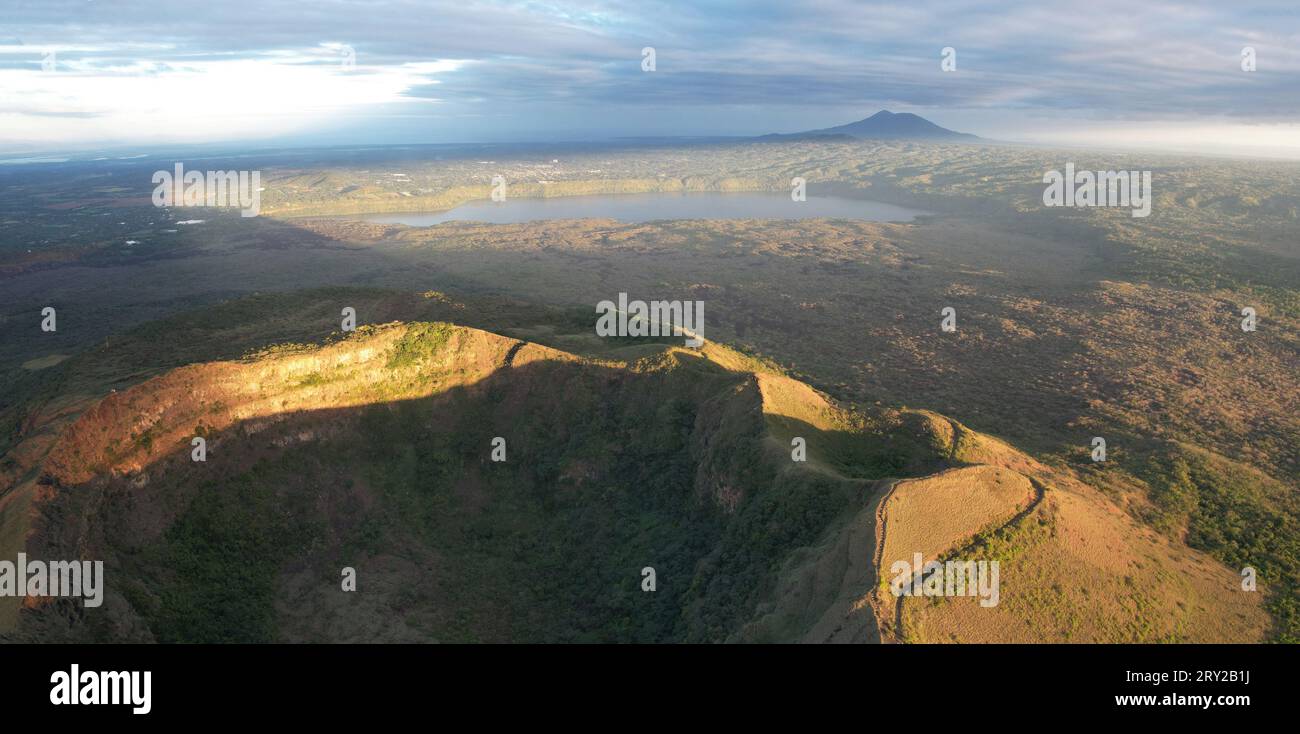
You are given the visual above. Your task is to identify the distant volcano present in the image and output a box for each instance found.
[762,110,980,142]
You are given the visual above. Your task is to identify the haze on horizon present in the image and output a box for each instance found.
[1,0,1298,159]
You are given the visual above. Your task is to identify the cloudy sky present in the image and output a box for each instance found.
[2,0,1298,157]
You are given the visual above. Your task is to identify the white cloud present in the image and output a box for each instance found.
[1016,120,1300,159]
[0,47,464,148]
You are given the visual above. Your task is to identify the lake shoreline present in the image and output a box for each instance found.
[336,190,930,226]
